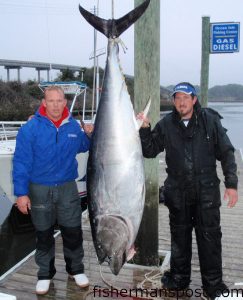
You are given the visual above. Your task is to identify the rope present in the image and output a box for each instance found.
[114,37,128,53]
[94,264,169,299]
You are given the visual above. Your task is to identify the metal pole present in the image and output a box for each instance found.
[200,16,210,107]
[96,57,100,110]
[96,0,100,111]
[83,88,87,121]
[91,5,97,120]
[111,0,114,19]
[70,94,78,113]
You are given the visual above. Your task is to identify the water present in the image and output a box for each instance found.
[209,102,243,150]
[0,156,35,277]
[0,204,35,277]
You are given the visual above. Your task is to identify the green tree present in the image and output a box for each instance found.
[56,69,76,82]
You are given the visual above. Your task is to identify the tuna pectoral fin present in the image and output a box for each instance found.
[79,0,150,38]
[136,97,151,130]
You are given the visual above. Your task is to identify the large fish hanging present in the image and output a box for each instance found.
[79,0,150,275]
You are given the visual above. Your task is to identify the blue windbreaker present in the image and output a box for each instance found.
[13,111,90,197]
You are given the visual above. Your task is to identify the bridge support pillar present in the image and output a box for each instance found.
[37,69,41,83]
[6,68,10,81]
[4,66,22,82]
[17,68,20,82]
[36,67,51,83]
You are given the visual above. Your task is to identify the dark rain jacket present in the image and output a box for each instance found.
[139,101,238,207]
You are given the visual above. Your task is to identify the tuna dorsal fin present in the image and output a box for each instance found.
[136,97,151,130]
[79,0,150,38]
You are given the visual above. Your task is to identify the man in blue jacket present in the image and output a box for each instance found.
[13,86,93,295]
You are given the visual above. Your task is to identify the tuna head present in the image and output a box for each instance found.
[96,215,131,275]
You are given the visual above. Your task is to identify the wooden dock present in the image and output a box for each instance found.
[0,151,242,299]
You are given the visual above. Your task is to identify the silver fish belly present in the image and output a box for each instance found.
[87,40,145,275]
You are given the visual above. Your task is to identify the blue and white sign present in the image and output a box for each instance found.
[210,22,240,53]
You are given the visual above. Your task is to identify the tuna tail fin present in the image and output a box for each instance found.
[79,0,150,39]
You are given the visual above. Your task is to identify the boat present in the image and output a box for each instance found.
[0,80,92,277]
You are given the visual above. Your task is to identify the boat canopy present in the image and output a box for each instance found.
[38,81,88,116]
[39,81,87,95]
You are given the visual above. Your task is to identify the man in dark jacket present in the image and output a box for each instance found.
[137,82,238,300]
[13,86,93,295]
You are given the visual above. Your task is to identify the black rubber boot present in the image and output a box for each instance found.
[161,271,190,290]
[202,282,228,300]
[196,222,223,297]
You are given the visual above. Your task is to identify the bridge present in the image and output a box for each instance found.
[0,59,82,82]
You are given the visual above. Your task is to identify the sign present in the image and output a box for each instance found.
[210,22,240,53]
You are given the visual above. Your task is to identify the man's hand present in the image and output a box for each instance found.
[16,195,31,214]
[136,112,150,128]
[81,121,94,136]
[27,115,35,121]
[223,188,238,208]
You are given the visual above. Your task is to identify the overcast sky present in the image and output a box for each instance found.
[0,0,242,87]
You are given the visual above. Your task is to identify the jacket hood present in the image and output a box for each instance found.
[36,104,71,127]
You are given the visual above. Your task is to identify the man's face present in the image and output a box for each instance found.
[173,92,197,119]
[42,89,67,121]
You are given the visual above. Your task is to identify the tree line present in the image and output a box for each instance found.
[0,68,242,120]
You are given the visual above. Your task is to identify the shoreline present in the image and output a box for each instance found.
[208,99,243,103]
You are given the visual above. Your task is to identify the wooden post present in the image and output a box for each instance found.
[200,16,210,108]
[134,0,160,266]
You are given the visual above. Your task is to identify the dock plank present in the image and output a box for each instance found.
[0,151,242,299]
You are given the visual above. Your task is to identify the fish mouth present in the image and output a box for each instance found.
[96,215,130,275]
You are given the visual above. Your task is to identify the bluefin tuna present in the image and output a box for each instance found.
[79,0,150,275]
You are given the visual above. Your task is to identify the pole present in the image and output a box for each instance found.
[96,57,100,110]
[134,0,160,266]
[91,5,97,120]
[200,16,210,107]
[111,0,114,19]
[96,0,100,111]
